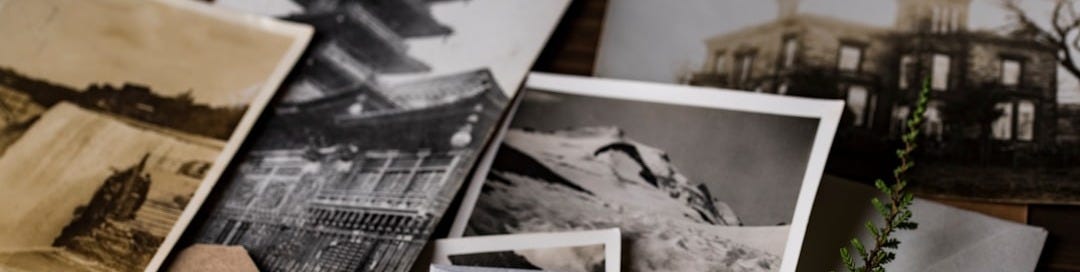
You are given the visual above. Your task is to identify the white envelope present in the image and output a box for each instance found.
[798,176,1048,272]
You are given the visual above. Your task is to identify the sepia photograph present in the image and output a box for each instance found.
[186,0,569,271]
[455,74,843,272]
[0,0,311,271]
[597,0,1080,203]
[432,228,619,272]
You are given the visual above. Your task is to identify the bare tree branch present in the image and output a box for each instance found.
[1003,0,1080,81]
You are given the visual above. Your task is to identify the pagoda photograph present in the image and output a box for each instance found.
[189,0,568,271]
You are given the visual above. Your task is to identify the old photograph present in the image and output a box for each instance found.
[432,229,619,272]
[187,0,569,271]
[430,264,540,272]
[455,74,843,272]
[0,0,311,271]
[597,0,1080,203]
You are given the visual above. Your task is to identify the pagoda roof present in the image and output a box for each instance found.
[354,0,453,38]
[287,9,430,74]
[378,69,500,109]
[291,0,453,38]
[254,82,506,152]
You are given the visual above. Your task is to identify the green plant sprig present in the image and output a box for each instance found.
[838,78,928,272]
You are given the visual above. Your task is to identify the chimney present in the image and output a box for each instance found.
[777,0,799,19]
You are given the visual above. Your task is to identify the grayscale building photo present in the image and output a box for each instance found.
[598,0,1080,202]
[192,0,509,271]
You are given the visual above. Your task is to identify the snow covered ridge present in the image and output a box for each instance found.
[505,126,740,226]
[470,126,786,271]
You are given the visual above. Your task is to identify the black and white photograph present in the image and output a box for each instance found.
[454,74,843,271]
[448,246,603,272]
[430,264,540,272]
[432,228,619,272]
[187,0,569,271]
[0,0,311,271]
[597,0,1080,203]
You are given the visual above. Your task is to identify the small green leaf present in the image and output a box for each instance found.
[866,221,881,238]
[883,238,900,249]
[897,222,918,230]
[874,179,891,194]
[894,180,907,191]
[902,193,915,206]
[872,198,889,218]
[901,210,913,221]
[852,238,868,257]
[882,252,897,264]
[841,247,854,270]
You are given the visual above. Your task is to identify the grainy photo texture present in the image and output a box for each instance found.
[188,0,567,271]
[433,228,619,272]
[448,245,604,272]
[430,264,541,272]
[0,0,307,271]
[597,0,1080,203]
[465,88,821,271]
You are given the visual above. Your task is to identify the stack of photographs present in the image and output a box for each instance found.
[0,1,898,271]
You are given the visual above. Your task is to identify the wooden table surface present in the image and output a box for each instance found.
[532,1,1080,271]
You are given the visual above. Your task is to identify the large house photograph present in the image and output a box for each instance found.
[669,0,1080,202]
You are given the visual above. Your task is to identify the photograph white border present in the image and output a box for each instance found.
[450,72,844,272]
[433,228,621,272]
[145,0,313,271]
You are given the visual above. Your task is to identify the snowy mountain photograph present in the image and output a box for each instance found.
[464,87,826,272]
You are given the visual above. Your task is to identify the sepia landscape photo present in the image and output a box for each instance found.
[598,0,1080,203]
[188,0,568,271]
[0,0,309,271]
[464,87,828,271]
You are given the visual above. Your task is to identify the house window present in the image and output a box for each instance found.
[899,54,914,89]
[991,100,1036,141]
[737,53,755,84]
[1001,59,1021,87]
[931,54,950,91]
[891,105,911,136]
[951,6,961,31]
[838,45,862,72]
[781,37,798,68]
[992,102,1014,140]
[846,86,870,126]
[924,101,944,141]
[1017,100,1035,141]
[713,52,726,74]
[931,7,942,33]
